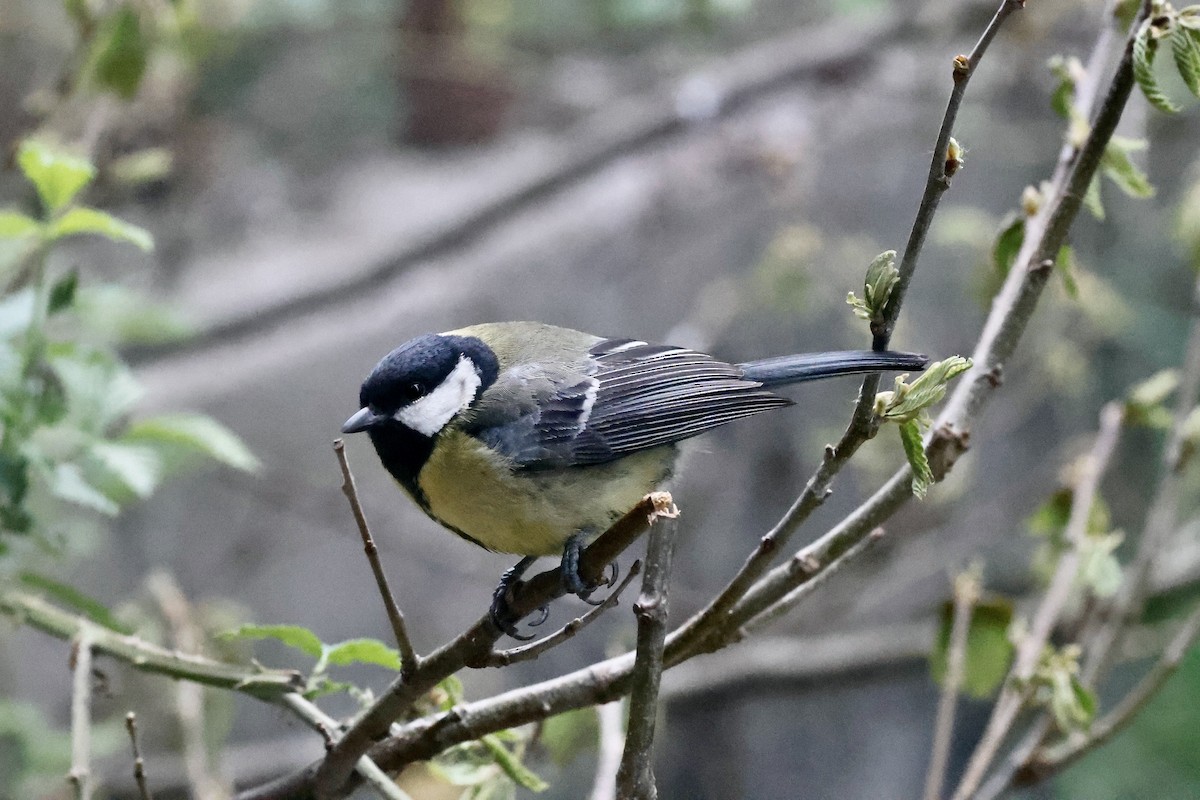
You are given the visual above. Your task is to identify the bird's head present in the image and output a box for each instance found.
[341,333,499,438]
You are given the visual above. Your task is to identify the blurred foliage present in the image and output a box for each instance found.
[930,592,1016,699]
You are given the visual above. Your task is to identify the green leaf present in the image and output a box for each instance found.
[18,572,135,634]
[48,462,119,515]
[1172,24,1200,96]
[846,249,899,323]
[124,413,259,473]
[1101,136,1155,199]
[1055,244,1080,298]
[900,420,933,499]
[46,207,153,251]
[0,210,40,239]
[1083,175,1105,220]
[1128,368,1179,409]
[481,734,548,792]
[541,708,599,766]
[875,356,973,423]
[1133,18,1181,113]
[48,348,143,431]
[48,270,79,314]
[1077,531,1124,597]
[218,624,324,659]
[325,638,403,670]
[16,140,95,214]
[89,441,162,499]
[992,212,1025,277]
[303,677,359,700]
[930,596,1015,699]
[91,7,148,99]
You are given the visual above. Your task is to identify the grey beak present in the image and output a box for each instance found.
[341,407,385,434]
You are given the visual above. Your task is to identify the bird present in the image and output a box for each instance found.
[341,321,927,632]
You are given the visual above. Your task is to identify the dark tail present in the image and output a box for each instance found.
[737,350,928,387]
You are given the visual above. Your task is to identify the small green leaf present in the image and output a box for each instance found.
[48,270,79,314]
[1083,175,1105,220]
[0,210,41,240]
[49,462,119,515]
[90,7,148,99]
[992,212,1025,277]
[325,638,403,670]
[124,414,259,472]
[900,420,933,499]
[1127,368,1179,412]
[1101,136,1155,199]
[18,572,135,634]
[1172,24,1200,96]
[1133,18,1181,113]
[1077,531,1124,597]
[481,734,549,792]
[48,349,143,431]
[218,624,324,659]
[875,356,973,423]
[1055,245,1080,298]
[16,141,96,215]
[930,596,1015,698]
[541,708,600,766]
[46,207,153,251]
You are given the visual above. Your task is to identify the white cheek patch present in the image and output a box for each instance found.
[396,356,482,437]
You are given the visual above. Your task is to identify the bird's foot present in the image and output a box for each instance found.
[489,556,544,640]
[560,532,619,605]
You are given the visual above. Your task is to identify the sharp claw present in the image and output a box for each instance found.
[604,561,619,588]
[529,605,550,627]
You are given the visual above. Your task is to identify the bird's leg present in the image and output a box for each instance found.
[560,531,619,605]
[489,556,543,640]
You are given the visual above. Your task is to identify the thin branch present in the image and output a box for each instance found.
[333,439,420,678]
[878,0,1026,348]
[68,630,95,800]
[486,561,643,668]
[307,493,675,799]
[1027,602,1200,779]
[147,572,231,800]
[669,0,1022,663]
[590,702,626,800]
[616,511,681,799]
[126,713,154,800]
[282,694,414,800]
[0,591,304,698]
[950,402,1125,800]
[924,566,982,800]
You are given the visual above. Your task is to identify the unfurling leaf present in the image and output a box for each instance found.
[1083,175,1105,220]
[992,212,1025,277]
[847,250,899,323]
[1172,22,1200,96]
[1077,531,1124,597]
[874,356,973,423]
[1032,645,1095,732]
[900,420,933,498]
[1133,17,1181,113]
[16,140,96,214]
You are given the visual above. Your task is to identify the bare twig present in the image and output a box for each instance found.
[147,573,231,800]
[126,713,154,800]
[590,701,626,800]
[924,566,982,800]
[879,0,1026,348]
[333,439,419,678]
[950,402,1124,800]
[282,694,414,800]
[1028,602,1200,779]
[68,631,95,800]
[486,561,643,668]
[616,511,681,799]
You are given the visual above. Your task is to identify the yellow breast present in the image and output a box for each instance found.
[417,430,675,556]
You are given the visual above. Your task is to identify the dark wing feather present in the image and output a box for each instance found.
[464,338,790,470]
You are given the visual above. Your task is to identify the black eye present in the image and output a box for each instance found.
[401,382,424,401]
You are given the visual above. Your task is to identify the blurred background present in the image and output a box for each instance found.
[2,0,1199,797]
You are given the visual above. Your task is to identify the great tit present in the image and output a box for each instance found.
[341,322,927,624]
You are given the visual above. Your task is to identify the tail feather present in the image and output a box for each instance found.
[737,350,928,387]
